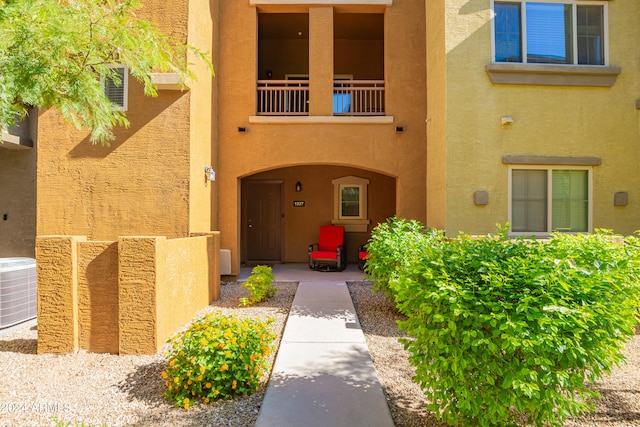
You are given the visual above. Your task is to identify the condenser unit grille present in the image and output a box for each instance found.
[0,258,37,329]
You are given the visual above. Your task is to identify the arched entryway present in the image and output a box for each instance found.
[241,165,396,265]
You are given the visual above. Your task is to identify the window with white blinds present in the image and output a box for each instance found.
[101,66,128,111]
[510,168,591,235]
[494,1,606,66]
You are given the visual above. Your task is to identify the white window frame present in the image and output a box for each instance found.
[331,175,371,232]
[491,0,609,66]
[101,65,129,111]
[508,165,593,237]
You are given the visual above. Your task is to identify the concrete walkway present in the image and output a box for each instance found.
[252,264,394,427]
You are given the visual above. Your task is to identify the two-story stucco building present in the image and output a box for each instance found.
[1,1,639,353]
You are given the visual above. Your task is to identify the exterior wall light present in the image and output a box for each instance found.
[204,166,215,182]
[295,181,302,192]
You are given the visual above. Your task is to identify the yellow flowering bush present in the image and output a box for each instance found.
[163,311,277,408]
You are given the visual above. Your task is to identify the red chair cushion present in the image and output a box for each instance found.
[311,251,339,260]
[317,226,344,252]
[358,251,368,260]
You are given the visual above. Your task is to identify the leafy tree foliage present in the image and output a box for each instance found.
[0,0,211,144]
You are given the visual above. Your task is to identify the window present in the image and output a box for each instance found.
[340,185,362,218]
[494,1,606,65]
[101,66,128,111]
[331,176,370,232]
[510,167,591,235]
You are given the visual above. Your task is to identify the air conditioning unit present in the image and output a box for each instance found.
[0,257,37,328]
[220,249,231,276]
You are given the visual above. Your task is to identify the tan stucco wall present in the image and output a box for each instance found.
[36,86,192,240]
[189,0,217,234]
[425,0,446,230]
[156,234,220,347]
[36,0,217,241]
[217,0,427,272]
[0,145,36,257]
[442,0,640,236]
[309,7,335,116]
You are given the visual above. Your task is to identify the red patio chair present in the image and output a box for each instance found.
[358,245,368,271]
[308,225,346,271]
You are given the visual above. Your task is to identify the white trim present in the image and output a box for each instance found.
[331,176,371,232]
[508,165,594,237]
[150,73,188,91]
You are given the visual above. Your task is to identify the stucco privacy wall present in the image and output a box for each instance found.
[217,0,427,272]
[441,0,640,236]
[36,233,220,355]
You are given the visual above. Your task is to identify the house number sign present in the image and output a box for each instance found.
[293,201,305,207]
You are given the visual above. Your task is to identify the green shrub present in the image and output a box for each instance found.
[364,216,443,300]
[163,311,276,409]
[239,265,277,307]
[368,220,640,427]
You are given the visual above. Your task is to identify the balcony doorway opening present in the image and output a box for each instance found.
[258,13,309,116]
[334,12,385,115]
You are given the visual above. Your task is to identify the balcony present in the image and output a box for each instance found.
[256,79,385,116]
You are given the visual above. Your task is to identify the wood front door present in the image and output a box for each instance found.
[243,180,283,262]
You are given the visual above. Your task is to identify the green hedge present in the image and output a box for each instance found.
[365,218,640,427]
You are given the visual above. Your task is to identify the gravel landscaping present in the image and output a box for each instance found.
[0,280,638,427]
[0,282,297,427]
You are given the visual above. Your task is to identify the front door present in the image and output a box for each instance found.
[243,180,283,262]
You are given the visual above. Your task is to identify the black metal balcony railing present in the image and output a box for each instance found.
[256,80,385,116]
